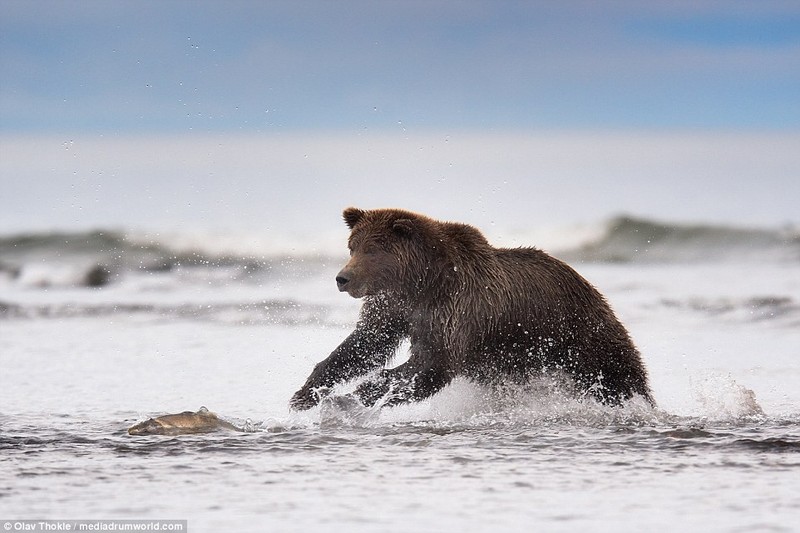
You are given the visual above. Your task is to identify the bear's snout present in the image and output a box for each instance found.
[336,266,368,298]
[335,271,351,292]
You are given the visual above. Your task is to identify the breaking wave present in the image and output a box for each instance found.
[557,215,800,264]
[0,229,333,289]
[0,216,797,289]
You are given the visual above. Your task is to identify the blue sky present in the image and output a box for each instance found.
[1,1,799,235]
[2,0,799,133]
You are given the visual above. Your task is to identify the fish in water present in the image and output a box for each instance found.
[127,406,242,435]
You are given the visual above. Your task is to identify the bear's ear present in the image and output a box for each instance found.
[343,207,365,229]
[392,218,414,237]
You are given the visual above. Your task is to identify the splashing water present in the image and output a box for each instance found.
[690,373,765,420]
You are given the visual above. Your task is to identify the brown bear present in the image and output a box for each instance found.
[290,207,654,410]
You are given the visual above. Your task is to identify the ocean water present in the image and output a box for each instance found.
[1,217,799,532]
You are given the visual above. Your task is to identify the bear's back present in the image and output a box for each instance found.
[491,247,604,304]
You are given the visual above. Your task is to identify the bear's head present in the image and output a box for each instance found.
[335,207,446,299]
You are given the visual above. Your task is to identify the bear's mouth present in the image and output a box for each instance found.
[343,285,369,299]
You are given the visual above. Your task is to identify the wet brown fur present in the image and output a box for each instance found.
[291,208,654,410]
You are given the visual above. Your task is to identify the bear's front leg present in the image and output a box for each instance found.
[354,361,452,407]
[290,328,383,410]
[290,305,407,410]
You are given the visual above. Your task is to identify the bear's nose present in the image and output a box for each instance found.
[335,273,350,291]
